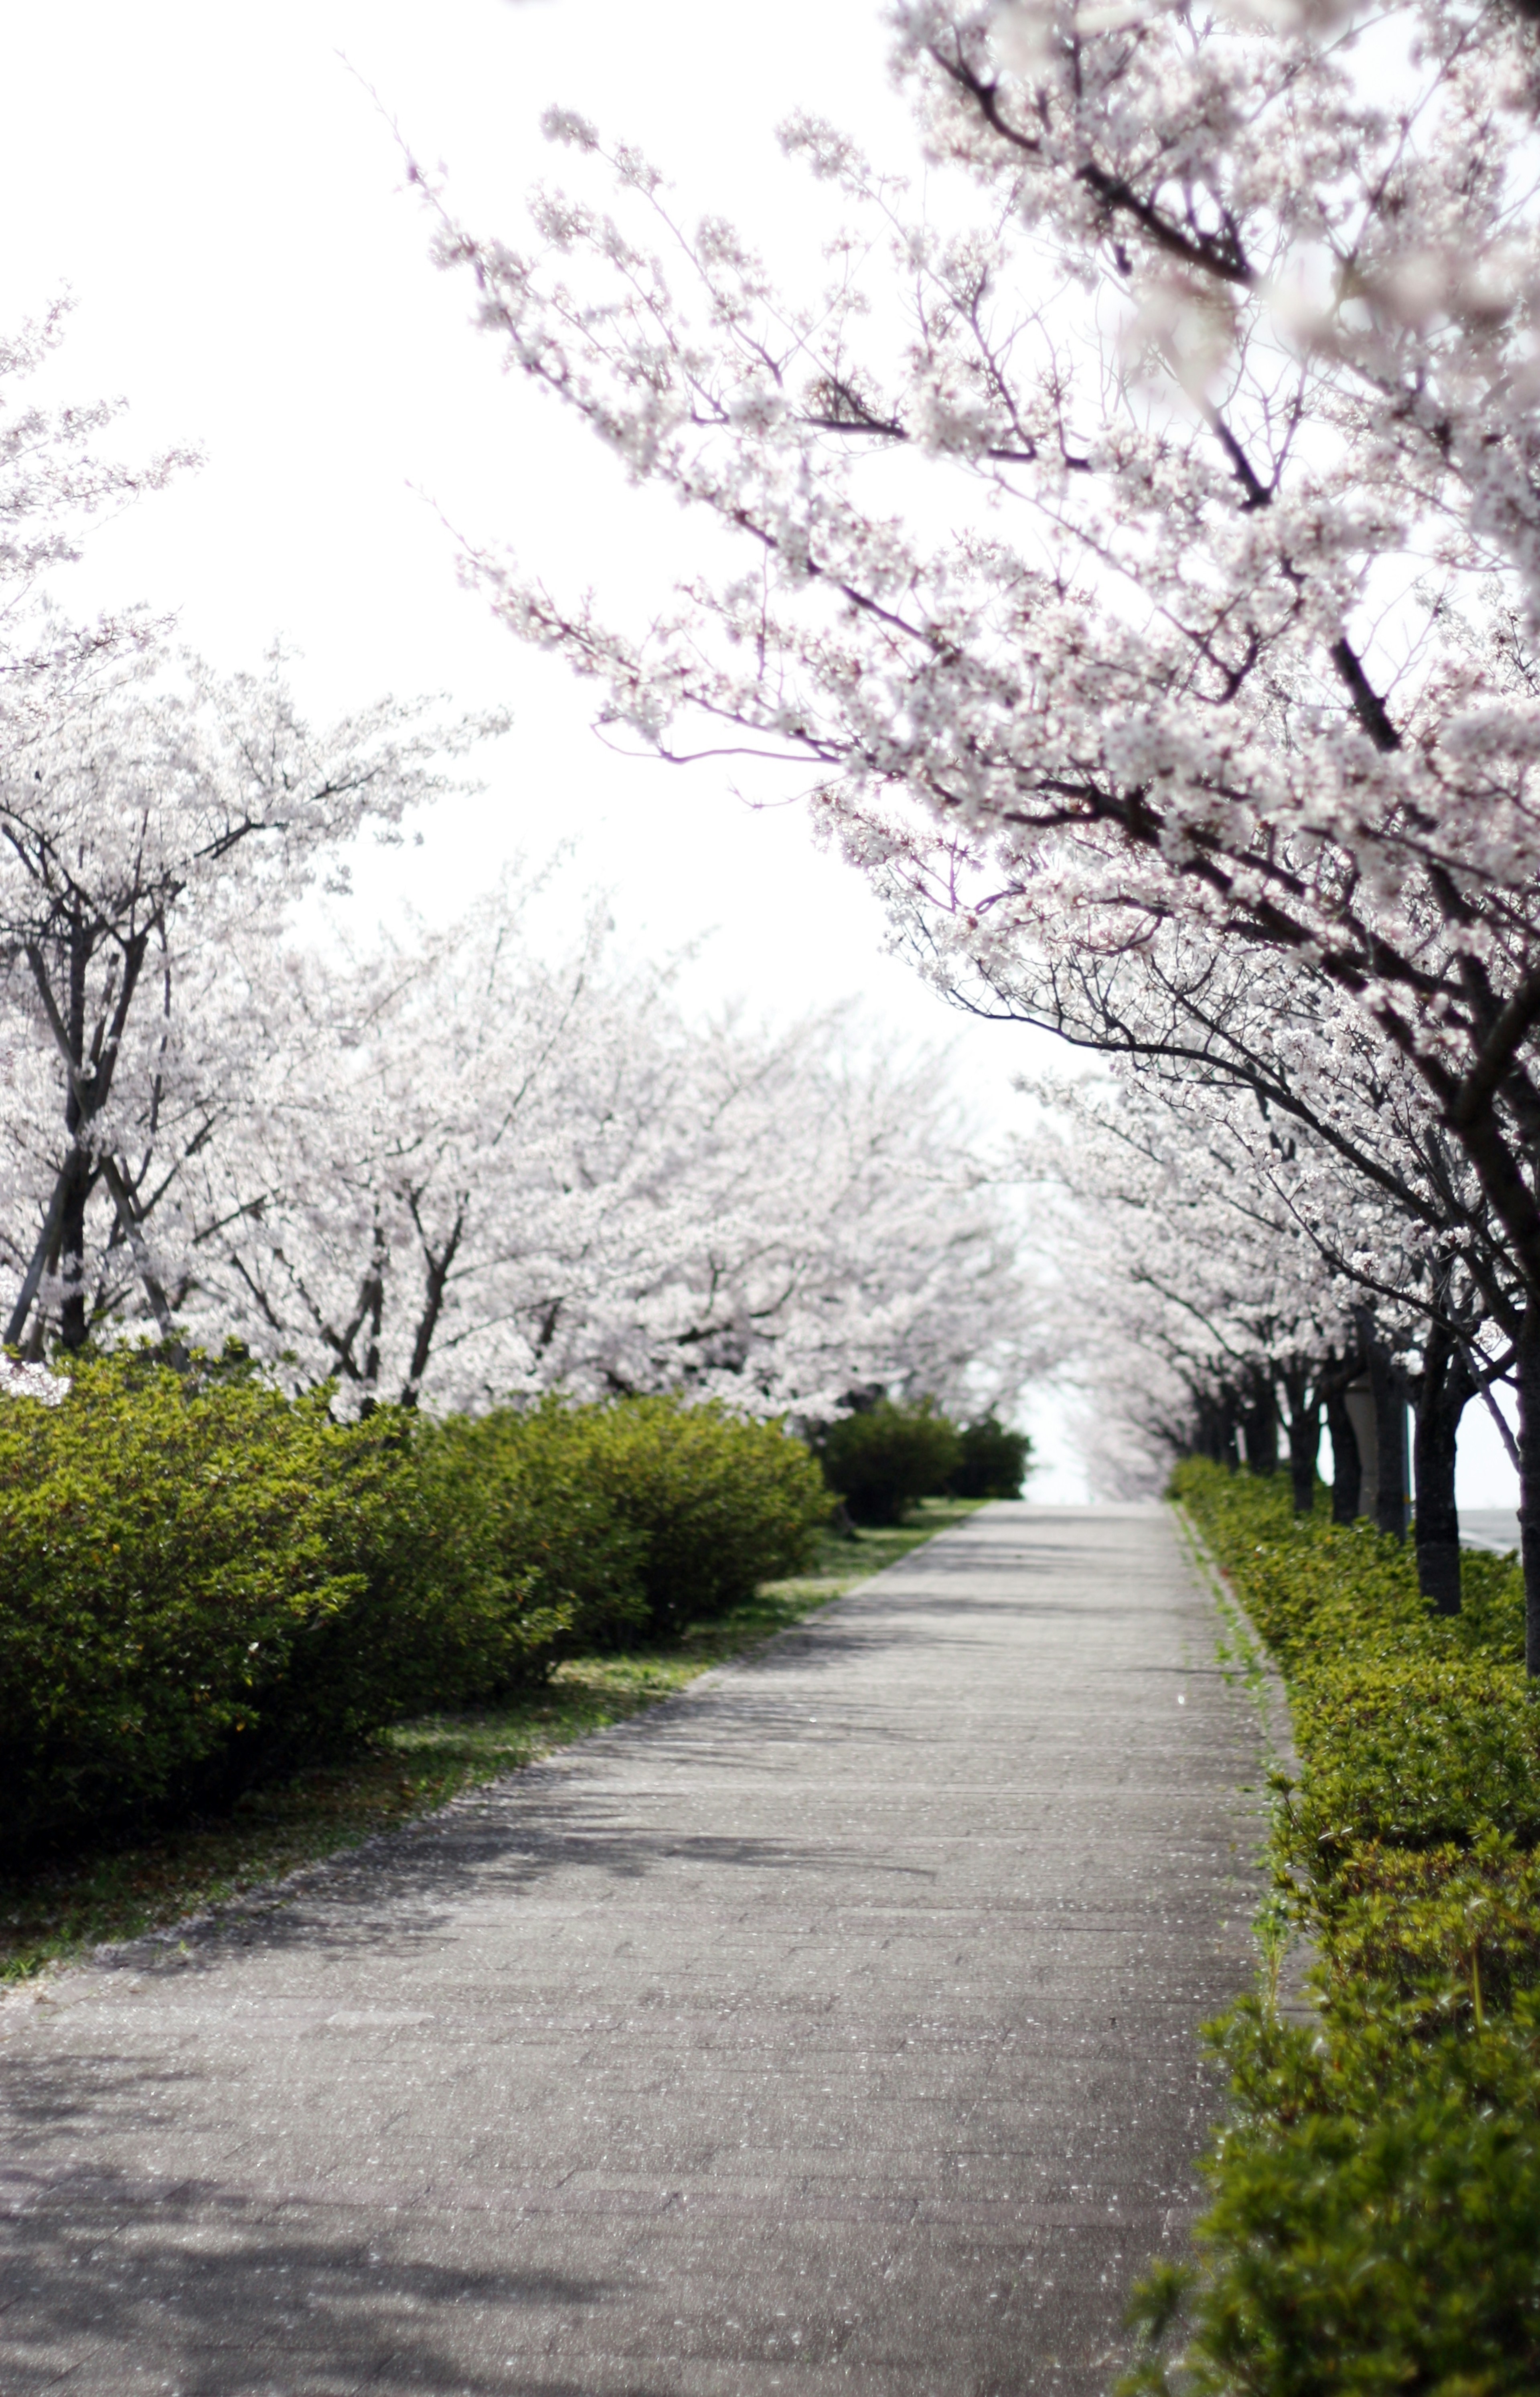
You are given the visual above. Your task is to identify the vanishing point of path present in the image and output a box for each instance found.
[1,1504,1266,2397]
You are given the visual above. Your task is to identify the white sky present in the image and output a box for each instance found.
[0,0,1515,1507]
[0,0,958,1016]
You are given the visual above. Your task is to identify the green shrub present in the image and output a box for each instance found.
[428,1395,831,1641]
[1171,1461,1431,1668]
[0,1368,828,1864]
[1322,1834,1540,2023]
[578,1396,831,1633]
[0,1354,549,1859]
[1122,1461,1540,2395]
[947,1414,1033,1500]
[421,1403,650,1654]
[1287,1653,1540,1860]
[815,1397,961,1525]
[1124,2000,1540,2396]
[1453,1543,1527,1663]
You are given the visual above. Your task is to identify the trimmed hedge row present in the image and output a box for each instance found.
[813,1399,1031,1524]
[0,1358,829,1862]
[1124,1462,1540,2395]
[432,1396,831,1641]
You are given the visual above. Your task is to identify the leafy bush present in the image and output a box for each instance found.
[1453,1542,1527,1660]
[815,1397,961,1524]
[0,1368,827,1864]
[1125,2000,1540,2396]
[1322,1834,1540,2022]
[1291,1655,1540,1858]
[421,1403,650,1654]
[445,1396,831,1638]
[1118,1461,1540,2396]
[0,1354,547,1860]
[947,1413,1033,1500]
[577,1396,831,1632]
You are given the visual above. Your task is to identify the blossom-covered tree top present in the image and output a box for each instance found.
[421,0,1540,1315]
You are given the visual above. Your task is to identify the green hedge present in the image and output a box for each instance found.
[814,1398,962,1524]
[0,1354,546,1859]
[813,1399,1031,1520]
[1129,1996,1540,2394]
[948,1413,1033,1501]
[0,1363,829,1862]
[428,1395,831,1641]
[1121,1462,1540,2395]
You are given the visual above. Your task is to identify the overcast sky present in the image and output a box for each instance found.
[0,0,952,1010]
[0,0,1515,1506]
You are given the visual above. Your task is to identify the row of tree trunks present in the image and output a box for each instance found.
[1207,1333,1493,1621]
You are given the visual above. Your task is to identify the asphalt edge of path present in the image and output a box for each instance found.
[1169,1502,1301,1785]
[0,1515,992,2022]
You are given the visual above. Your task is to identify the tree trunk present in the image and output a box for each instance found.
[1412,1321,1471,1617]
[357,1223,387,1418]
[1194,1395,1226,1463]
[1240,1378,1279,1473]
[1363,1325,1409,1542]
[399,1208,465,1410]
[1325,1385,1362,1524]
[1518,1309,1540,1677]
[1281,1367,1320,1515]
[55,1151,93,1352]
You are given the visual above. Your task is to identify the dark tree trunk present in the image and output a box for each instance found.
[1193,1395,1224,1462]
[1281,1367,1320,1515]
[1213,1390,1240,1470]
[1518,1309,1540,1677]
[1363,1325,1410,1542]
[1325,1384,1362,1524]
[357,1224,387,1419]
[399,1209,465,1410]
[55,1151,93,1352]
[1240,1378,1279,1473]
[1412,1321,1473,1617]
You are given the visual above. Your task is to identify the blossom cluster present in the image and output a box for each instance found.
[421,0,1540,1597]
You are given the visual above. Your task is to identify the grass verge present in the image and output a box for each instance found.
[0,1498,982,1984]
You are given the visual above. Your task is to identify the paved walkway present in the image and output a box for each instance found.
[0,1505,1266,2397]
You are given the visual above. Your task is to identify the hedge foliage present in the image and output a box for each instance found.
[814,1398,1031,1523]
[948,1412,1034,1502]
[427,1395,831,1641]
[1122,1461,1540,2395]
[814,1397,960,1524]
[0,1360,829,1862]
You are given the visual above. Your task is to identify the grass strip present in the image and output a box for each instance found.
[0,1499,981,1984]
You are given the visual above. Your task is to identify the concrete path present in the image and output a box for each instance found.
[0,1504,1266,2397]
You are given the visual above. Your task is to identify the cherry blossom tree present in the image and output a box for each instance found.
[421,0,1540,1655]
[0,657,482,1356]
[0,312,488,1358]
[0,307,1048,1451]
[1029,1075,1354,1477]
[166,887,1049,1419]
[0,300,193,693]
[1030,1058,1504,1599]
[980,924,1516,1591]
